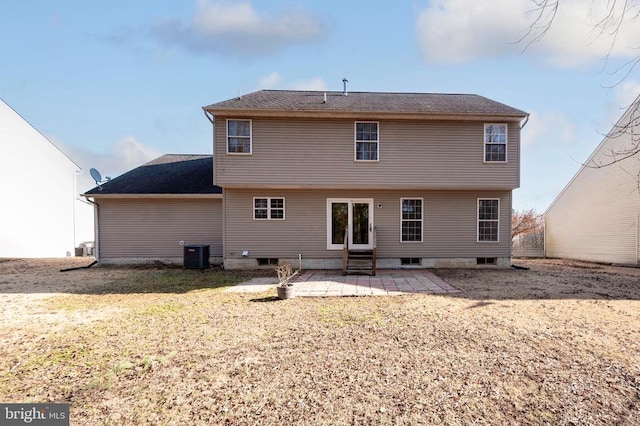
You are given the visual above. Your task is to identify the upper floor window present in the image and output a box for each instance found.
[227,119,252,154]
[401,198,423,242]
[478,198,499,242]
[254,197,285,220]
[484,124,507,162]
[355,121,379,161]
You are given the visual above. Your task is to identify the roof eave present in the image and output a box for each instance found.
[202,108,528,121]
[83,193,223,199]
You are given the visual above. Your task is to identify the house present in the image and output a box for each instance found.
[84,154,223,264]
[544,95,640,266]
[85,89,527,270]
[0,98,92,258]
[202,89,528,270]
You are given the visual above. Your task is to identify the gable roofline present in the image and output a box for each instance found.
[0,97,82,171]
[203,89,528,121]
[544,93,640,216]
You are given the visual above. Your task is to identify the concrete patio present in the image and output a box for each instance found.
[226,269,461,297]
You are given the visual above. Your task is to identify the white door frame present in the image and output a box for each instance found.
[326,198,374,250]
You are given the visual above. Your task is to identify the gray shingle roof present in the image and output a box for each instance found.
[203,90,527,118]
[84,154,221,195]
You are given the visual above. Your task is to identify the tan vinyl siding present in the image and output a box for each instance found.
[97,199,222,259]
[223,188,511,260]
[214,117,520,190]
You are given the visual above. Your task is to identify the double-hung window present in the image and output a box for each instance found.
[401,198,423,242]
[478,199,499,242]
[227,119,252,154]
[484,124,507,162]
[254,197,285,220]
[355,121,379,161]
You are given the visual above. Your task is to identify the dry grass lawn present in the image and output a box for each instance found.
[0,258,639,425]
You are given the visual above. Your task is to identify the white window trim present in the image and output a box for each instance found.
[227,118,252,155]
[400,198,423,243]
[253,197,285,220]
[354,121,380,162]
[483,123,507,163]
[477,198,500,243]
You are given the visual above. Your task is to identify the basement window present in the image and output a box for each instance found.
[257,258,279,266]
[401,258,421,265]
[476,257,497,265]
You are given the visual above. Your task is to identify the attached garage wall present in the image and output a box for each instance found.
[96,198,222,263]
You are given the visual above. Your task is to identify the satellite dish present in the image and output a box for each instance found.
[90,168,102,184]
[89,167,110,191]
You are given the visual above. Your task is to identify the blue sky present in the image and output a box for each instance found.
[2,0,639,212]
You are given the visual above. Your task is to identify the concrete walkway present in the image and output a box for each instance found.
[226,269,461,297]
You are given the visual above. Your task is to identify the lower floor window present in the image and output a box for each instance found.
[478,198,499,242]
[254,197,285,220]
[401,198,423,242]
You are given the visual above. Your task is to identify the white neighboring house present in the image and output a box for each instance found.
[0,98,93,257]
[545,95,640,266]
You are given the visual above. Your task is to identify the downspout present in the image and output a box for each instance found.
[82,195,100,262]
[543,217,547,258]
[94,201,100,262]
[203,109,216,185]
[203,109,214,125]
[520,114,530,130]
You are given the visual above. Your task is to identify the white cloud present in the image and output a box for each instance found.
[416,0,640,67]
[597,79,640,126]
[258,72,282,89]
[257,73,327,91]
[521,110,576,149]
[416,0,527,63]
[614,79,640,107]
[112,136,161,171]
[57,136,161,192]
[153,1,328,57]
[290,77,327,91]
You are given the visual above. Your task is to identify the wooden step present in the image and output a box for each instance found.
[344,249,375,276]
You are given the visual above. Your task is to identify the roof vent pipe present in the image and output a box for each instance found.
[342,78,348,96]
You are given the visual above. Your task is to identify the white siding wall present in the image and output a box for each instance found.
[545,158,640,264]
[0,100,92,257]
[545,102,640,265]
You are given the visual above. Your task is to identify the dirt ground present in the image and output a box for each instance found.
[0,257,638,425]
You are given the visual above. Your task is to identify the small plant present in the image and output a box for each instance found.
[275,263,298,287]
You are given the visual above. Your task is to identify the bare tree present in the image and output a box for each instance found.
[512,208,543,239]
[521,0,640,167]
[512,209,545,257]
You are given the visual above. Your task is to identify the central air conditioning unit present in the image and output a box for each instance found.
[184,244,210,269]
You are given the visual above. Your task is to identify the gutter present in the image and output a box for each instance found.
[201,107,528,122]
[85,193,223,199]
